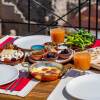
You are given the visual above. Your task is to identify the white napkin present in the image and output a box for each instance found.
[47,69,95,100]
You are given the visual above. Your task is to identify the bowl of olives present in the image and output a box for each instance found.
[44,52,58,61]
[58,49,73,59]
[55,48,74,64]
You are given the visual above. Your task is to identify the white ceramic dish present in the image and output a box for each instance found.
[56,49,74,64]
[66,74,100,100]
[0,64,19,85]
[14,35,51,50]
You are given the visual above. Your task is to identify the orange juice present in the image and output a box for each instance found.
[50,27,65,44]
[73,52,91,71]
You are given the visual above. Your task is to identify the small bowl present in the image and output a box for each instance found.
[31,45,45,51]
[44,52,58,61]
[29,50,47,61]
[57,44,68,50]
[58,49,73,59]
[29,61,63,81]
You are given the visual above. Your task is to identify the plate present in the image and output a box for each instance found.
[14,35,51,50]
[0,64,19,85]
[66,74,100,100]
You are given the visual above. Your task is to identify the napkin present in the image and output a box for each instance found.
[91,39,100,48]
[0,64,39,97]
[0,71,32,91]
[0,36,14,48]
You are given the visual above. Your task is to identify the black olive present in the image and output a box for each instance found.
[11,58,16,61]
[60,49,69,54]
[47,53,55,58]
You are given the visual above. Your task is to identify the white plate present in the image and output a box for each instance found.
[14,35,51,50]
[66,74,100,100]
[0,64,19,85]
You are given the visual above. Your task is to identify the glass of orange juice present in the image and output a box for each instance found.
[73,51,91,71]
[50,27,65,44]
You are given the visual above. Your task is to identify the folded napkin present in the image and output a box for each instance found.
[91,40,100,48]
[0,64,39,97]
[0,71,32,91]
[0,36,14,48]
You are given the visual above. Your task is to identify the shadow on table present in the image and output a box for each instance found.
[62,69,84,100]
[61,69,83,79]
[62,87,81,100]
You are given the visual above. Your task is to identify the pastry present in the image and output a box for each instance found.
[0,49,24,64]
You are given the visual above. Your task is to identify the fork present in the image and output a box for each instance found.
[10,77,23,92]
[10,71,29,92]
[5,70,22,90]
[5,80,16,90]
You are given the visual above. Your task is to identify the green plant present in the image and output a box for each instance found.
[64,29,95,50]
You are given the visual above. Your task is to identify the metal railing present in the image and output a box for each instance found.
[0,0,99,38]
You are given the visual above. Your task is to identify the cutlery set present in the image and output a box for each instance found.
[2,70,29,92]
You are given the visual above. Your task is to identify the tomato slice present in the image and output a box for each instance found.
[42,68,49,71]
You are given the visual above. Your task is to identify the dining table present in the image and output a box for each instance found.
[0,76,59,100]
[0,64,99,100]
[0,35,100,100]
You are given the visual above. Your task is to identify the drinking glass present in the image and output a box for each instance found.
[73,51,91,72]
[50,27,65,44]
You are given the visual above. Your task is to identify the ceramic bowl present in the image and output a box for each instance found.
[29,61,63,81]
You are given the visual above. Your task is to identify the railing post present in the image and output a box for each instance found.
[88,0,91,32]
[28,0,31,33]
[78,0,81,29]
[96,0,99,39]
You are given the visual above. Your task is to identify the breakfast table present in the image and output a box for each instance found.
[0,64,99,100]
[0,35,100,100]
